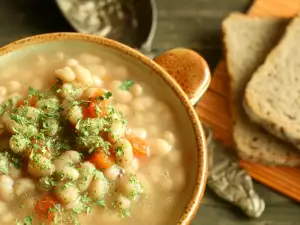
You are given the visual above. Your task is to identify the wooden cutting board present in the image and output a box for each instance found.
[195,0,300,202]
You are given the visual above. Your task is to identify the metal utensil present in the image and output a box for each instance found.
[204,125,265,218]
[55,0,157,51]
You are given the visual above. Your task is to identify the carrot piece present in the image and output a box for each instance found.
[82,100,107,119]
[89,149,115,169]
[127,137,150,157]
[35,195,60,222]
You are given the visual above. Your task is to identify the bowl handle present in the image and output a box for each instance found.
[153,48,211,106]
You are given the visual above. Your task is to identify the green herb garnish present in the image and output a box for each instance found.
[119,80,134,91]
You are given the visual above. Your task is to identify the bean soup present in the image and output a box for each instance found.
[0,45,193,225]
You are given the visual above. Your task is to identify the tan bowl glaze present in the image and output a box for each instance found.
[0,33,210,224]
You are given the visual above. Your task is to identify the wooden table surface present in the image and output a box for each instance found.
[0,0,299,224]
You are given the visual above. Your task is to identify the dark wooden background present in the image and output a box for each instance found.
[0,0,299,224]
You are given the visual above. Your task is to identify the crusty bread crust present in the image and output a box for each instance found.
[244,16,300,150]
[223,13,300,165]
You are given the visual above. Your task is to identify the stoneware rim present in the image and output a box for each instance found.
[0,32,208,224]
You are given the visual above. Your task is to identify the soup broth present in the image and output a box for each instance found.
[0,45,194,225]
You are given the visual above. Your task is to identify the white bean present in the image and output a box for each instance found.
[14,178,36,196]
[65,196,81,209]
[150,138,171,156]
[55,51,65,60]
[57,166,80,181]
[37,177,54,192]
[113,66,129,80]
[103,165,120,181]
[89,176,109,200]
[9,135,28,154]
[55,66,76,83]
[60,83,73,98]
[68,105,83,125]
[89,65,106,78]
[114,89,133,104]
[7,81,22,94]
[54,156,71,171]
[82,87,102,99]
[2,112,18,134]
[66,58,79,67]
[60,83,83,99]
[8,165,21,179]
[73,65,93,86]
[130,83,143,97]
[135,173,151,194]
[28,155,55,177]
[44,118,59,136]
[61,98,71,116]
[131,96,154,112]
[0,175,14,201]
[77,162,95,192]
[113,104,131,118]
[109,80,122,92]
[78,53,101,65]
[115,195,131,210]
[92,75,103,87]
[114,139,133,167]
[128,128,147,139]
[108,120,126,143]
[21,106,41,121]
[117,173,144,198]
[162,130,176,145]
[61,151,82,164]
[55,184,79,204]
[0,87,7,97]
[126,157,140,174]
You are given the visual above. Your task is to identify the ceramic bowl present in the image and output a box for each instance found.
[0,33,210,224]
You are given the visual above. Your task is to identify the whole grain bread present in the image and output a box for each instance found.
[223,13,300,166]
[244,16,300,150]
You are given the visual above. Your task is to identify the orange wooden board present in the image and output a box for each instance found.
[195,0,300,202]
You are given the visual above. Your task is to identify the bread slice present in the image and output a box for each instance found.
[223,13,300,166]
[244,16,300,150]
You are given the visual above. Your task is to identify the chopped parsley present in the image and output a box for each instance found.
[28,87,39,96]
[95,198,106,208]
[24,216,33,225]
[15,216,33,225]
[115,146,124,157]
[120,208,131,218]
[119,80,134,91]
[103,91,112,99]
